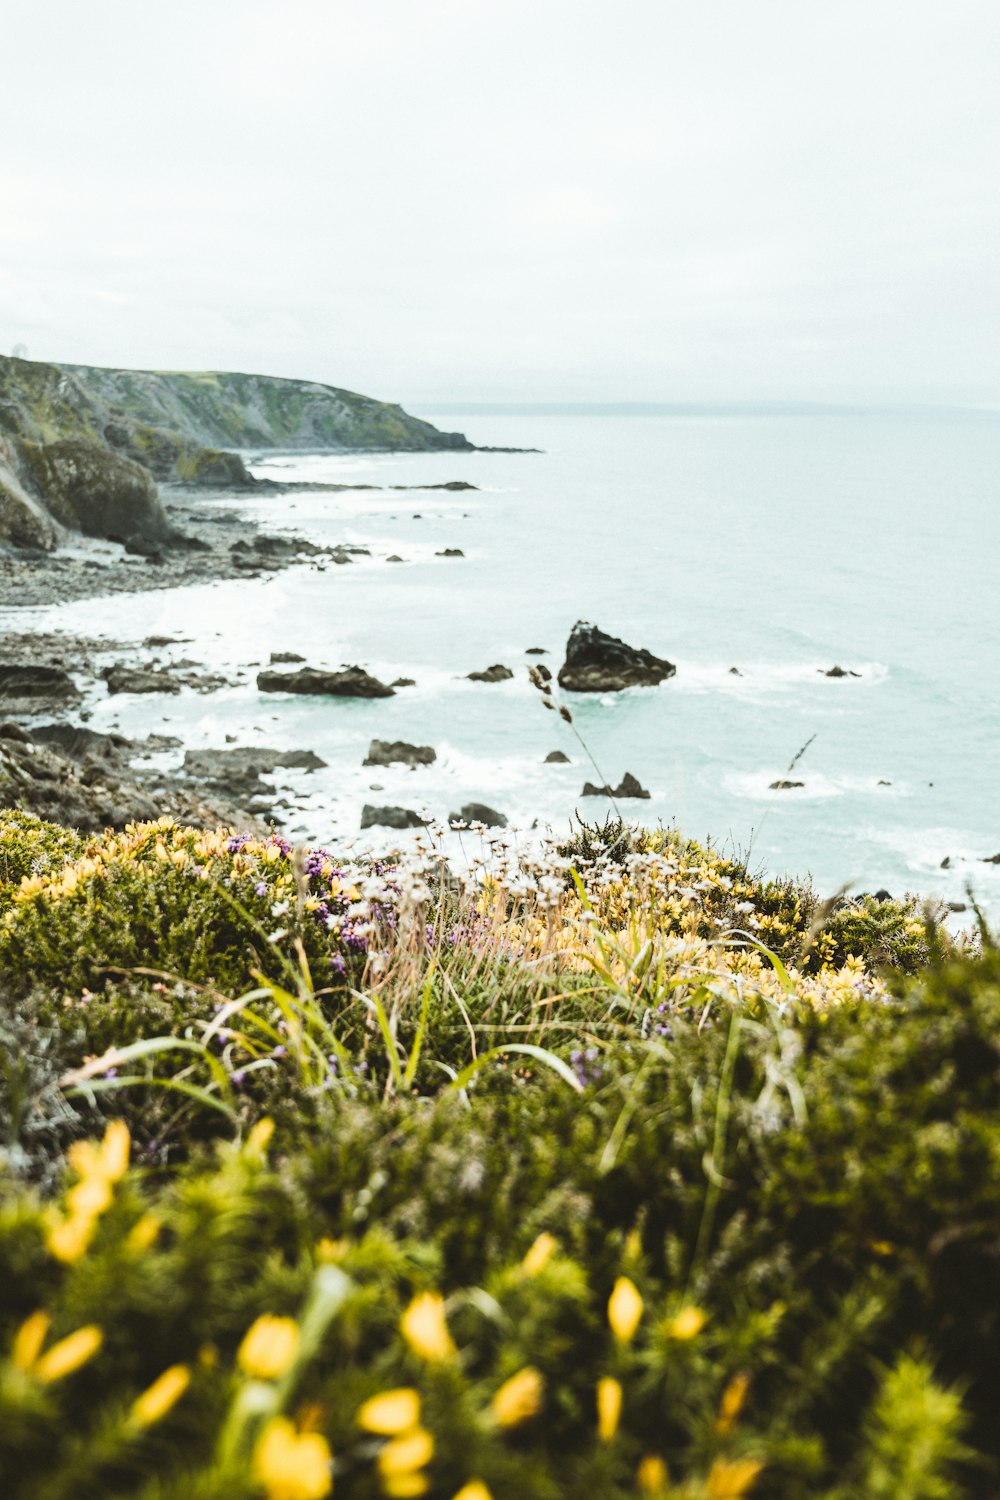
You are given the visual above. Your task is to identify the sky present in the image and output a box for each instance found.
[2,0,998,406]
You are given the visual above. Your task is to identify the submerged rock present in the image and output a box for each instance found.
[544,749,570,763]
[581,771,650,799]
[558,621,675,692]
[769,779,805,790]
[821,665,862,678]
[448,803,508,829]
[467,664,513,683]
[256,665,395,697]
[363,740,437,767]
[270,651,306,664]
[390,677,416,688]
[360,805,427,830]
[435,548,464,557]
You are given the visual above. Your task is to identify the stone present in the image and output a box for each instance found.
[558,620,675,692]
[256,665,395,697]
[363,740,437,767]
[435,548,464,557]
[769,779,805,790]
[386,554,405,563]
[448,802,508,829]
[0,722,31,742]
[581,772,650,798]
[467,664,514,683]
[820,665,862,678]
[270,651,306,664]
[981,853,1000,865]
[525,647,547,655]
[0,664,80,701]
[360,805,427,830]
[390,677,416,688]
[729,666,742,675]
[544,749,570,763]
[103,666,182,695]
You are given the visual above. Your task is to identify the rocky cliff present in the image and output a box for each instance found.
[0,355,472,552]
[62,364,473,453]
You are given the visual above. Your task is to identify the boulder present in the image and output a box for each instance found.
[581,771,650,799]
[435,548,464,557]
[820,665,862,678]
[467,664,513,683]
[363,740,437,767]
[0,665,80,702]
[558,621,675,692]
[769,779,805,790]
[270,651,306,664]
[360,805,427,830]
[525,647,548,655]
[448,802,508,828]
[183,747,326,783]
[544,749,571,763]
[103,666,182,695]
[256,666,395,697]
[390,677,416,688]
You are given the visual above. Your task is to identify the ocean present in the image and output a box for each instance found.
[24,406,1000,917]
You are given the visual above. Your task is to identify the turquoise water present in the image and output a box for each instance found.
[19,407,1000,914]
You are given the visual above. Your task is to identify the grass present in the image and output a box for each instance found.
[0,808,996,1498]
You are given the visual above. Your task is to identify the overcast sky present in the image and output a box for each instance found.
[2,1,998,405]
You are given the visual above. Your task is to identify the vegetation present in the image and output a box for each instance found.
[0,809,995,1498]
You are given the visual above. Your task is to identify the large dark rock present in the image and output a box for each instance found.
[363,740,437,767]
[0,665,80,702]
[256,666,395,697]
[820,665,861,678]
[183,747,326,783]
[448,802,508,828]
[558,621,675,692]
[17,438,171,542]
[769,779,805,790]
[581,771,650,799]
[544,749,571,763]
[103,666,182,695]
[467,664,513,683]
[360,805,427,830]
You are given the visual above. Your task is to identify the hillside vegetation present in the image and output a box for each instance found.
[0,809,996,1498]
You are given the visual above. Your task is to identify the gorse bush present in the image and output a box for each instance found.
[0,809,995,1496]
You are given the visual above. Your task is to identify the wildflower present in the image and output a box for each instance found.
[716,1371,750,1434]
[253,1417,332,1500]
[664,1305,706,1341]
[129,1364,191,1428]
[706,1457,764,1498]
[521,1231,557,1276]
[357,1388,421,1435]
[10,1311,51,1372]
[452,1485,492,1500]
[400,1292,456,1362]
[244,1117,275,1156]
[34,1325,103,1384]
[597,1376,622,1441]
[126,1213,161,1254]
[46,1213,94,1263]
[637,1455,669,1495]
[377,1426,434,1496]
[490,1366,543,1428]
[608,1276,643,1344]
[238,1315,300,1380]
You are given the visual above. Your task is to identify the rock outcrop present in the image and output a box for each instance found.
[558,621,676,692]
[581,772,650,799]
[363,740,437,767]
[360,805,427,830]
[448,802,508,828]
[256,665,395,697]
[467,664,513,683]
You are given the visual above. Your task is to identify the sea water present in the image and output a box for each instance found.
[13,407,1000,916]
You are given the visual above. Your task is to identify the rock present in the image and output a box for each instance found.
[531,663,553,683]
[525,647,547,655]
[435,548,464,557]
[0,665,80,702]
[729,666,742,676]
[183,747,326,782]
[769,779,805,790]
[558,621,676,692]
[878,779,892,786]
[467,664,513,683]
[448,803,508,829]
[391,678,416,688]
[103,666,182,695]
[544,749,570,763]
[360,805,427,830]
[144,635,190,647]
[981,853,1000,865]
[581,772,650,798]
[123,533,164,558]
[820,665,862,678]
[940,856,951,869]
[256,666,395,697]
[386,555,405,563]
[270,651,306,664]
[18,437,171,542]
[874,889,893,903]
[0,722,31,742]
[363,740,437,767]
[946,902,968,914]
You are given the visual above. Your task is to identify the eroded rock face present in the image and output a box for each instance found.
[363,740,437,767]
[448,802,508,828]
[256,665,395,697]
[0,665,81,703]
[17,438,171,542]
[360,805,427,830]
[558,621,676,693]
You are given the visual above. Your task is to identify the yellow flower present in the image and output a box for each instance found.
[10,1311,51,1372]
[608,1277,643,1344]
[378,1426,434,1495]
[596,1376,622,1442]
[126,1214,161,1254]
[490,1366,543,1428]
[716,1371,750,1434]
[245,1117,275,1156]
[34,1325,103,1384]
[129,1364,191,1427]
[67,1176,113,1220]
[238,1315,300,1380]
[98,1120,131,1180]
[521,1232,558,1276]
[452,1485,493,1500]
[664,1306,706,1341]
[400,1292,456,1362]
[706,1457,765,1498]
[357,1388,421,1435]
[46,1212,95,1263]
[253,1417,332,1500]
[637,1455,669,1496]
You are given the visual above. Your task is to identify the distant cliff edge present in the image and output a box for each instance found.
[0,356,472,551]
